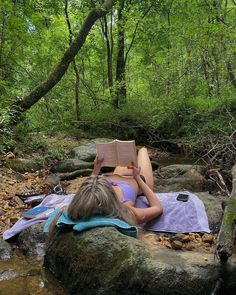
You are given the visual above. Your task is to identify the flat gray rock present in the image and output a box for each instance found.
[5,159,43,173]
[51,159,93,173]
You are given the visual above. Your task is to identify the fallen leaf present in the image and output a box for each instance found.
[8,180,16,185]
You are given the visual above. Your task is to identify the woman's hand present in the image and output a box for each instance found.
[92,155,104,175]
[127,162,141,178]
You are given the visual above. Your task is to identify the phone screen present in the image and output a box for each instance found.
[176,193,189,202]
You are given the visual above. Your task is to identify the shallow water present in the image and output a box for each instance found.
[0,255,66,295]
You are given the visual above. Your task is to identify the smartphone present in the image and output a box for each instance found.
[176,193,189,202]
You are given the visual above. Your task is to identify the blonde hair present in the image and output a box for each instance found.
[67,175,136,225]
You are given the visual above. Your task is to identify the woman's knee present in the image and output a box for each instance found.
[138,147,148,155]
[137,147,148,162]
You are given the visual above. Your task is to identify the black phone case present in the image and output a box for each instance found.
[176,193,189,202]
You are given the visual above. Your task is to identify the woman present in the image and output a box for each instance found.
[68,147,163,225]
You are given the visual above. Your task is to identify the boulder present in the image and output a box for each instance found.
[44,227,236,295]
[158,164,206,178]
[195,192,223,233]
[154,176,212,192]
[51,159,93,173]
[5,159,43,173]
[154,163,217,193]
[45,175,61,187]
[69,145,95,161]
[0,237,13,261]
[17,223,46,258]
[69,138,111,161]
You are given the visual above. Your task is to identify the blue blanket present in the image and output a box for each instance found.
[44,209,138,238]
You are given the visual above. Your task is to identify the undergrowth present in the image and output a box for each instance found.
[1,94,235,160]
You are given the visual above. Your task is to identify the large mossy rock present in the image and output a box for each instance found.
[5,159,43,173]
[51,159,93,173]
[44,227,236,295]
[69,138,112,161]
[69,142,97,161]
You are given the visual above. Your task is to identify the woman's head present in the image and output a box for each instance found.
[67,175,135,224]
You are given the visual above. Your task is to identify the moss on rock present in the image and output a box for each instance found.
[44,227,236,295]
[5,158,43,173]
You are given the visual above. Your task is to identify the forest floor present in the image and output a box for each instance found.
[0,134,218,254]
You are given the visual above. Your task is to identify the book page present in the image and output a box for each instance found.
[116,140,137,166]
[96,141,118,167]
[96,140,137,167]
[96,139,137,167]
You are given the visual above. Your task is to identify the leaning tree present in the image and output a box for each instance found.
[0,0,115,128]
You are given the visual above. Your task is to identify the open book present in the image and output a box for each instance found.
[96,139,137,167]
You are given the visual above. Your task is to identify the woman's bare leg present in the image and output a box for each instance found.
[113,147,153,190]
[137,147,154,190]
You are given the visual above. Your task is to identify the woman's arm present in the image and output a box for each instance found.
[92,155,104,176]
[126,165,163,224]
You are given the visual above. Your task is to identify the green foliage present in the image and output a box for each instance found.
[43,144,68,162]
[1,0,236,151]
[28,136,46,151]
[0,130,16,154]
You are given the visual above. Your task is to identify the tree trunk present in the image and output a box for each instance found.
[65,0,80,120]
[101,14,113,95]
[2,0,114,127]
[226,61,236,89]
[216,164,236,263]
[0,12,6,70]
[202,55,213,97]
[113,0,126,108]
[212,46,221,96]
[72,60,80,121]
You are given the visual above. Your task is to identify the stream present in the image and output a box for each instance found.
[0,254,66,295]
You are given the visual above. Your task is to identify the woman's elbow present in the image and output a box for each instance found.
[136,206,163,224]
[152,206,163,220]
[157,204,163,216]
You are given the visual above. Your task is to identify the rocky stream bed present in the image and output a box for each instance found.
[0,138,236,294]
